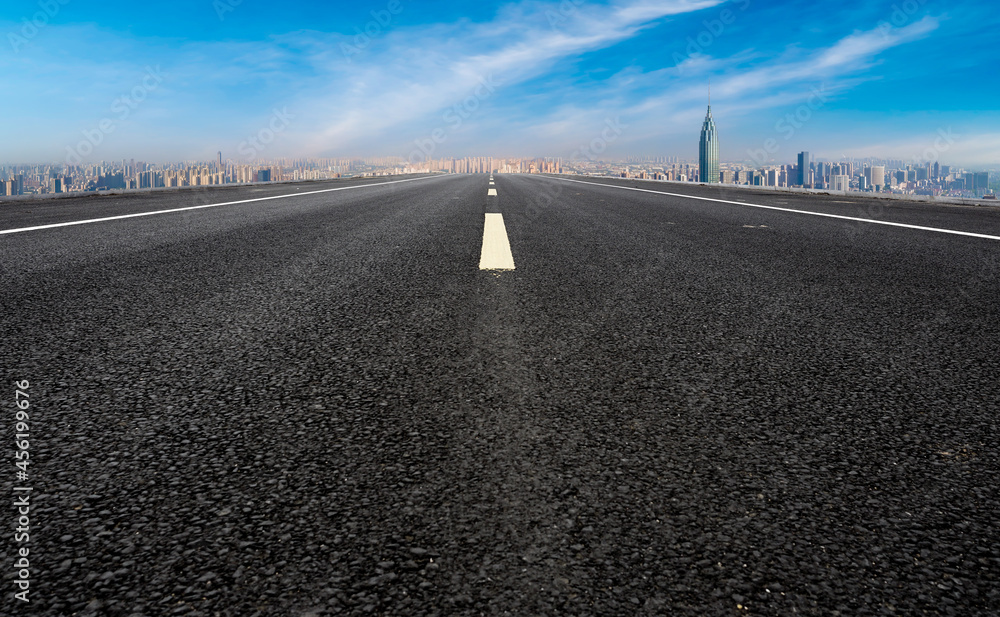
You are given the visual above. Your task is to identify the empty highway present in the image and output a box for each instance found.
[2,173,999,615]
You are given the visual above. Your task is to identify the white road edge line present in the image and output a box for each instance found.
[0,175,442,235]
[479,213,515,270]
[549,177,1000,242]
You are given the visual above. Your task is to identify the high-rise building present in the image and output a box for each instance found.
[832,175,850,191]
[871,166,885,191]
[797,152,811,186]
[698,104,719,183]
[974,171,989,193]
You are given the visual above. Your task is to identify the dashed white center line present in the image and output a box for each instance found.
[488,188,497,196]
[479,213,515,270]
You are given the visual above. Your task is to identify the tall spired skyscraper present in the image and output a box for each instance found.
[698,92,719,183]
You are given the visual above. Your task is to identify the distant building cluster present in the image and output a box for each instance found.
[404,157,561,174]
[564,155,995,199]
[1,113,996,201]
[0,156,412,197]
[560,104,997,200]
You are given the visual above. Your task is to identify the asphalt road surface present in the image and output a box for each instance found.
[2,173,999,616]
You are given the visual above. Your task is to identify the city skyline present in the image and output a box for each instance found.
[2,0,999,166]
[3,147,995,199]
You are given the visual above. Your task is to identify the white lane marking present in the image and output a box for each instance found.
[488,188,497,196]
[550,177,1000,242]
[0,175,442,235]
[479,213,515,270]
[490,181,495,185]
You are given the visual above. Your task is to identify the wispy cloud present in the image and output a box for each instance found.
[1,0,997,165]
[504,16,941,157]
[290,0,726,154]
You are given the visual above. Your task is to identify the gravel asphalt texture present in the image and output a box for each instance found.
[1,173,999,616]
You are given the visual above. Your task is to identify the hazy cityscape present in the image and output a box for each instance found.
[2,150,996,200]
[2,104,995,201]
[3,84,996,201]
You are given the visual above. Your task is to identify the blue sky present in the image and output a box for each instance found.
[1,0,997,166]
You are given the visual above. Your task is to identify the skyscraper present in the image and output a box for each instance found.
[797,152,810,186]
[871,166,885,191]
[698,103,719,183]
[974,171,989,194]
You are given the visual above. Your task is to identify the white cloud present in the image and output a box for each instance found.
[504,16,944,159]
[3,1,984,164]
[283,0,726,155]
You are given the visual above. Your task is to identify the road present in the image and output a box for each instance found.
[2,173,999,616]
